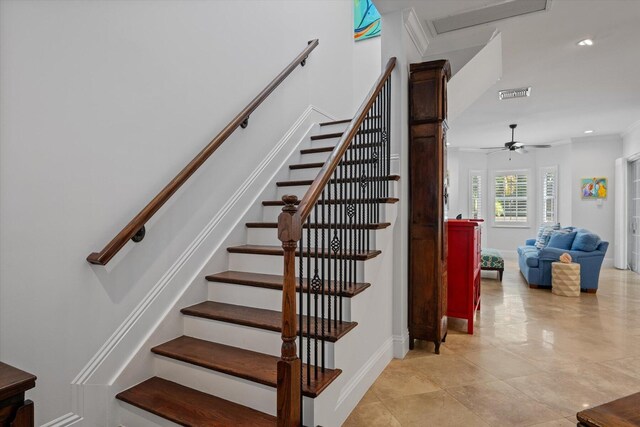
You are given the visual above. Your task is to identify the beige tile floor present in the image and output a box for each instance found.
[344,260,640,427]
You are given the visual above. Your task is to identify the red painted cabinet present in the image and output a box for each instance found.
[446,220,481,334]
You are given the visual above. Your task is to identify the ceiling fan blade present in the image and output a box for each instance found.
[527,144,551,148]
[480,147,507,150]
[486,148,507,155]
[515,148,528,155]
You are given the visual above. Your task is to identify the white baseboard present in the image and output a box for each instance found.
[392,333,409,359]
[41,413,83,427]
[334,337,393,421]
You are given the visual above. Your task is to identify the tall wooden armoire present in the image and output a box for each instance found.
[408,60,451,354]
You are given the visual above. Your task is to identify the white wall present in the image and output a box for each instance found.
[570,135,622,246]
[448,136,621,256]
[0,1,360,424]
[353,37,382,109]
[623,120,640,158]
[381,8,424,359]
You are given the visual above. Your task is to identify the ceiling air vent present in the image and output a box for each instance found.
[431,0,550,35]
[498,87,531,100]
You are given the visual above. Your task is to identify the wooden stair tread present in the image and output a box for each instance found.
[181,301,358,343]
[319,116,380,126]
[276,175,400,187]
[227,244,381,260]
[319,118,352,126]
[206,271,370,297]
[289,158,375,170]
[310,128,381,140]
[262,197,399,206]
[246,222,391,230]
[152,336,341,398]
[116,376,276,426]
[301,141,382,154]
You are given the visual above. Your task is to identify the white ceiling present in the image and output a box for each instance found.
[375,0,640,148]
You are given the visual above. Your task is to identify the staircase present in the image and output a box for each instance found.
[115,115,399,426]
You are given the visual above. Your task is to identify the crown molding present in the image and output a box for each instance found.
[402,8,429,57]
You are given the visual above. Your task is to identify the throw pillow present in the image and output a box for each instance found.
[571,232,601,252]
[547,231,577,250]
[535,223,561,250]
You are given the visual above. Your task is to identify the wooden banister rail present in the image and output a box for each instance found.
[275,57,396,426]
[87,39,319,266]
[296,57,396,222]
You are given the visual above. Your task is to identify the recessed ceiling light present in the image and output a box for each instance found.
[578,39,593,46]
[584,130,594,134]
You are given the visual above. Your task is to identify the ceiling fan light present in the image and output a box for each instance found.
[578,38,593,46]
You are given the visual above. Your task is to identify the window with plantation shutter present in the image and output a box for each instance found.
[493,170,529,225]
[469,171,483,220]
[540,166,558,224]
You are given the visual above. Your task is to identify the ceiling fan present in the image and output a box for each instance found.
[481,124,551,155]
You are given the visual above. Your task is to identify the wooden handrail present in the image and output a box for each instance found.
[87,39,319,265]
[296,57,396,223]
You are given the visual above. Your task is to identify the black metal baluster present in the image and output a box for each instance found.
[335,167,341,330]
[385,77,391,194]
[338,158,344,327]
[306,214,311,385]
[380,87,384,211]
[368,107,373,252]
[327,182,332,337]
[320,190,326,372]
[298,232,304,422]
[312,203,319,379]
[348,129,363,288]
[376,93,381,224]
[363,111,369,255]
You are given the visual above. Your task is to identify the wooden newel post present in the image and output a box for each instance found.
[277,195,302,426]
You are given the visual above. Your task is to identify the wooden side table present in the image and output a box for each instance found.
[552,262,580,297]
[0,362,36,426]
[577,391,640,426]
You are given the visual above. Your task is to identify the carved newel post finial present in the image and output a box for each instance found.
[276,194,301,426]
[278,195,301,246]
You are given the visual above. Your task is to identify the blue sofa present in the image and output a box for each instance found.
[517,230,608,293]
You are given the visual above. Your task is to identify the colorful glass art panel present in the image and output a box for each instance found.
[354,0,381,41]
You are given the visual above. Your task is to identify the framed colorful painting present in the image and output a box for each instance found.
[581,177,607,199]
[354,0,381,41]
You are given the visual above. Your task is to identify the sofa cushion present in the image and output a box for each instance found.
[572,232,601,252]
[547,230,577,250]
[535,224,561,249]
[518,245,538,256]
[522,250,540,267]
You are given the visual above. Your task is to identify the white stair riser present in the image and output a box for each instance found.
[289,163,387,181]
[247,227,381,248]
[207,281,353,319]
[289,167,324,181]
[261,203,395,222]
[299,151,331,164]
[228,252,366,280]
[154,356,277,416]
[277,181,398,199]
[298,148,385,166]
[316,123,349,133]
[118,402,182,427]
[182,316,336,368]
